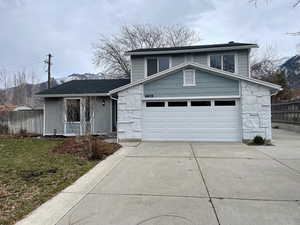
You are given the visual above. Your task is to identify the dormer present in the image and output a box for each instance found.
[126,42,258,82]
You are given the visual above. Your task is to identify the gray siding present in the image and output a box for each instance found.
[144,69,239,97]
[193,53,208,65]
[131,50,250,82]
[237,50,250,77]
[44,97,113,136]
[171,55,185,66]
[93,96,112,134]
[44,98,64,135]
[131,56,145,82]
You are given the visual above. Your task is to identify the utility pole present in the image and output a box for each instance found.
[44,54,52,89]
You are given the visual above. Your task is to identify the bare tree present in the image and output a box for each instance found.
[11,70,27,105]
[0,68,39,106]
[249,0,300,36]
[250,44,292,101]
[0,68,10,105]
[249,0,300,7]
[250,44,280,79]
[92,24,200,77]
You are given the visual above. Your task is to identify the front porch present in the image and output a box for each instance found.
[44,96,117,137]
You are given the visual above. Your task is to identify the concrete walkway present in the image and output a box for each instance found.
[17,129,300,225]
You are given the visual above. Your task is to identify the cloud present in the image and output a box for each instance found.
[193,0,299,57]
[0,0,298,81]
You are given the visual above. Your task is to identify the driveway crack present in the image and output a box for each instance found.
[189,143,221,225]
[253,148,300,175]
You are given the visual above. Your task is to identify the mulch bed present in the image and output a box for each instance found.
[52,137,121,160]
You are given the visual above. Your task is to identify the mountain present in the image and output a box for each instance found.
[55,73,104,85]
[279,55,300,90]
[0,73,126,107]
[251,55,300,90]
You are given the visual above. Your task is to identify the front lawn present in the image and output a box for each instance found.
[0,137,100,225]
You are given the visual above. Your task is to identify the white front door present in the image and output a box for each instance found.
[142,99,241,142]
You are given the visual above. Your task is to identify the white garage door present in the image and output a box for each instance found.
[142,99,241,142]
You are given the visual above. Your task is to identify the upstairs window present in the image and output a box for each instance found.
[183,69,196,86]
[209,54,235,73]
[147,57,170,76]
[210,55,222,70]
[223,55,235,73]
[147,58,157,76]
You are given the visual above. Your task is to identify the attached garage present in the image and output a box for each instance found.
[142,99,241,142]
[112,62,281,142]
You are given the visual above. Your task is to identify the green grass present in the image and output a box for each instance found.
[0,138,98,225]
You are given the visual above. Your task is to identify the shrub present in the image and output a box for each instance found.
[52,136,121,161]
[0,124,9,134]
[253,136,265,145]
[19,129,27,136]
[89,137,120,160]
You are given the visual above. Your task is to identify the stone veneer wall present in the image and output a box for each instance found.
[117,85,143,141]
[241,81,272,141]
[117,81,273,142]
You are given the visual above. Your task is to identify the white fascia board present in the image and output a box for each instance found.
[142,95,241,101]
[36,93,109,98]
[109,62,281,95]
[126,45,258,56]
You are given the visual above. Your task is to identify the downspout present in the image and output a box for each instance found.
[271,90,280,96]
[110,95,118,101]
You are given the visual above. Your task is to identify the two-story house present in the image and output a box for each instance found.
[37,42,281,142]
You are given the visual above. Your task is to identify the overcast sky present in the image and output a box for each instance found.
[0,0,299,82]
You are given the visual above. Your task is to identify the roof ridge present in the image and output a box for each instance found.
[127,42,257,54]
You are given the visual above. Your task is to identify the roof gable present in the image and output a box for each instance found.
[144,69,240,98]
[109,62,281,94]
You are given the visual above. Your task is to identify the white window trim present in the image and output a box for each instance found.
[144,56,171,78]
[183,69,196,86]
[143,99,239,108]
[64,97,82,136]
[43,101,46,136]
[208,53,237,74]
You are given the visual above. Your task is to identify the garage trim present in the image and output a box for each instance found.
[142,95,240,101]
[142,97,242,142]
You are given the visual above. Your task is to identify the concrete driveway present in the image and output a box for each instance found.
[29,129,300,225]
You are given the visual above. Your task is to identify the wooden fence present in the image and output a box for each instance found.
[271,101,300,124]
[0,110,43,134]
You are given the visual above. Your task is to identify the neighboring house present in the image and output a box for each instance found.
[291,90,300,100]
[13,106,33,111]
[0,105,32,115]
[0,105,18,116]
[37,42,281,142]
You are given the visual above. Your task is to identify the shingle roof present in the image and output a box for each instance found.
[127,42,257,54]
[36,79,130,96]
